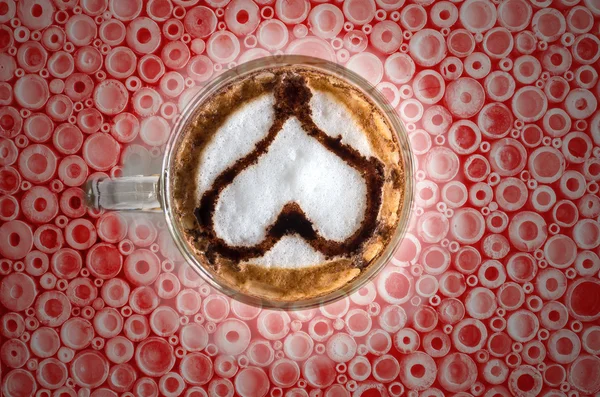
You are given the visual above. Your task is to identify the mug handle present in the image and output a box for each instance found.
[85,176,162,211]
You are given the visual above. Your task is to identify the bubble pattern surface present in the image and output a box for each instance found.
[1,0,600,396]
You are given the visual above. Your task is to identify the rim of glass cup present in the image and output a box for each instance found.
[161,55,414,310]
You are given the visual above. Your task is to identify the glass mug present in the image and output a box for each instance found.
[86,55,414,310]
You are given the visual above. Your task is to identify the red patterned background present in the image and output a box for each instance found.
[0,0,600,396]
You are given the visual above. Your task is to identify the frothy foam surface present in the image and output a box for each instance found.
[212,116,368,267]
[197,94,276,196]
[251,236,325,268]
[310,90,374,158]
[196,87,375,269]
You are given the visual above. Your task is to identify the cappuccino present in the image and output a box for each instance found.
[172,65,406,302]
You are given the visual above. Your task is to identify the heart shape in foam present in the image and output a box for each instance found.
[214,116,367,245]
[194,75,385,262]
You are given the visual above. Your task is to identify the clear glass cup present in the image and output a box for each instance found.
[86,55,414,310]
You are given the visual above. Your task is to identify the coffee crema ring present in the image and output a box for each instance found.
[194,74,386,264]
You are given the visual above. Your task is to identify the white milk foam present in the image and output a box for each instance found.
[197,89,374,269]
[253,236,325,268]
[197,94,276,196]
[310,90,373,158]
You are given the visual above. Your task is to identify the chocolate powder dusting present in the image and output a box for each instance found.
[193,73,386,263]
